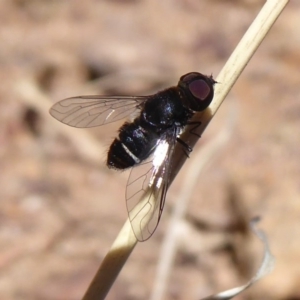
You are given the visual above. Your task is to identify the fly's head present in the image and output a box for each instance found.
[178,72,216,112]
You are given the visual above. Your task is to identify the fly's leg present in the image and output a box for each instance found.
[186,121,202,138]
[176,121,202,157]
[176,138,193,158]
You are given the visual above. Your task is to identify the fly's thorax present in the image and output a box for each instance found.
[140,88,192,131]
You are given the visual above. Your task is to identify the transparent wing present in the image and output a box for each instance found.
[126,129,177,241]
[49,95,147,128]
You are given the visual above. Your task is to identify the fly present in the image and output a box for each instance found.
[49,72,216,241]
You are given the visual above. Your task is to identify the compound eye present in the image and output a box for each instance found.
[189,79,210,100]
[181,72,198,83]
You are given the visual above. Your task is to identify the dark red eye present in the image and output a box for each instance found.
[181,72,198,83]
[178,72,215,111]
[189,79,210,100]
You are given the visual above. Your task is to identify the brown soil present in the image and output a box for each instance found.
[1,1,300,299]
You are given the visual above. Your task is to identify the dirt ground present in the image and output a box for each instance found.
[1,1,300,299]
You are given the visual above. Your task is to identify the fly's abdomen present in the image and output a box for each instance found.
[107,121,157,170]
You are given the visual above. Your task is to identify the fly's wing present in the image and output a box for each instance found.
[49,96,147,128]
[126,129,177,241]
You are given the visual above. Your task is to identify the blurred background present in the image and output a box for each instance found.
[1,0,300,299]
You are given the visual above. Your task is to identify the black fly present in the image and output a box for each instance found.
[49,72,216,241]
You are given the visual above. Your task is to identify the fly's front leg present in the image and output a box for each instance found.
[186,121,202,138]
[176,137,193,158]
[176,121,202,157]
